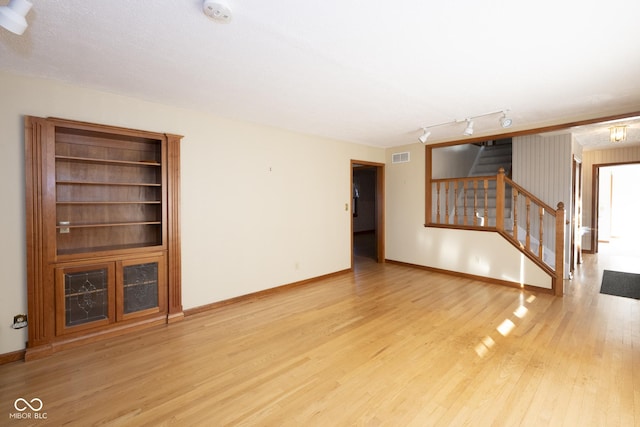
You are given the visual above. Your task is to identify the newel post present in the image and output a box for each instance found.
[425,145,432,226]
[495,168,505,230]
[554,202,565,296]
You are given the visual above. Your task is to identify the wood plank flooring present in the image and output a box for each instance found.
[1,246,639,426]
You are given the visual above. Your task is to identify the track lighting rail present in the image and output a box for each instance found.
[419,109,512,143]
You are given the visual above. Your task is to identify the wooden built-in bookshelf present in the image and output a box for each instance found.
[25,116,183,360]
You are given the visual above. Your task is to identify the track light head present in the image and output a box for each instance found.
[500,112,513,128]
[0,0,32,35]
[418,128,431,144]
[463,120,474,136]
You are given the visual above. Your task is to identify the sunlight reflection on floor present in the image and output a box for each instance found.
[474,291,537,358]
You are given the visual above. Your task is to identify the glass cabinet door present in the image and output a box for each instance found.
[55,262,116,335]
[117,255,166,321]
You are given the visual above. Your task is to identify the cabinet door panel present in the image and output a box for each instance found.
[55,263,115,335]
[117,255,166,321]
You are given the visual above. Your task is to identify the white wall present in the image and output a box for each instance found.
[0,71,385,355]
[385,142,552,290]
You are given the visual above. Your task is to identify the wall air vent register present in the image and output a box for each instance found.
[391,152,410,164]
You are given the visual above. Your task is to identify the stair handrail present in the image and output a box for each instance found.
[500,169,565,295]
[427,168,565,295]
[504,175,556,214]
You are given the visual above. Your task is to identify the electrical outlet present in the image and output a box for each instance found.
[12,314,27,329]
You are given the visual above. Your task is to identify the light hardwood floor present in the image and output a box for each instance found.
[1,245,639,426]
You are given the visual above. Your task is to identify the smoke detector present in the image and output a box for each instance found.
[203,0,232,23]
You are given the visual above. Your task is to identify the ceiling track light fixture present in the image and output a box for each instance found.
[500,111,513,128]
[463,119,474,136]
[418,109,512,143]
[419,128,431,144]
[0,0,32,35]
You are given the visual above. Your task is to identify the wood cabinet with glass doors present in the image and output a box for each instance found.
[25,116,183,360]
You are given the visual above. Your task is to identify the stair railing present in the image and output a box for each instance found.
[427,168,565,295]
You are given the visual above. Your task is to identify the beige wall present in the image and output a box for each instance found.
[385,142,552,290]
[0,71,384,355]
[581,145,640,251]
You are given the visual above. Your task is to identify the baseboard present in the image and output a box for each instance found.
[24,315,168,362]
[184,268,352,317]
[0,349,26,365]
[167,312,185,323]
[385,259,554,294]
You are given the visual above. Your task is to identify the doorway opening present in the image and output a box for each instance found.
[594,162,640,256]
[570,155,583,275]
[351,161,384,267]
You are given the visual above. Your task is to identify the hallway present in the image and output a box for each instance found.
[353,230,377,261]
[592,236,640,274]
[569,235,640,300]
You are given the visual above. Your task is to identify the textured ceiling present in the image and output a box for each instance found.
[564,116,640,150]
[1,0,640,148]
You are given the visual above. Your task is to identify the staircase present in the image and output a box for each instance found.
[467,140,555,267]
[469,139,512,178]
[454,140,513,228]
[429,139,565,294]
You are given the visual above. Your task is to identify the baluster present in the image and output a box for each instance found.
[436,182,441,223]
[444,181,450,224]
[525,197,531,251]
[513,188,518,242]
[473,180,478,226]
[555,202,566,296]
[483,179,489,226]
[538,206,544,259]
[453,181,458,225]
[463,181,468,225]
[496,168,505,230]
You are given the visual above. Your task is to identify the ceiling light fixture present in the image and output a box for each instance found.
[463,119,474,136]
[609,125,627,143]
[418,109,511,143]
[500,111,513,128]
[0,0,32,35]
[418,128,431,144]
